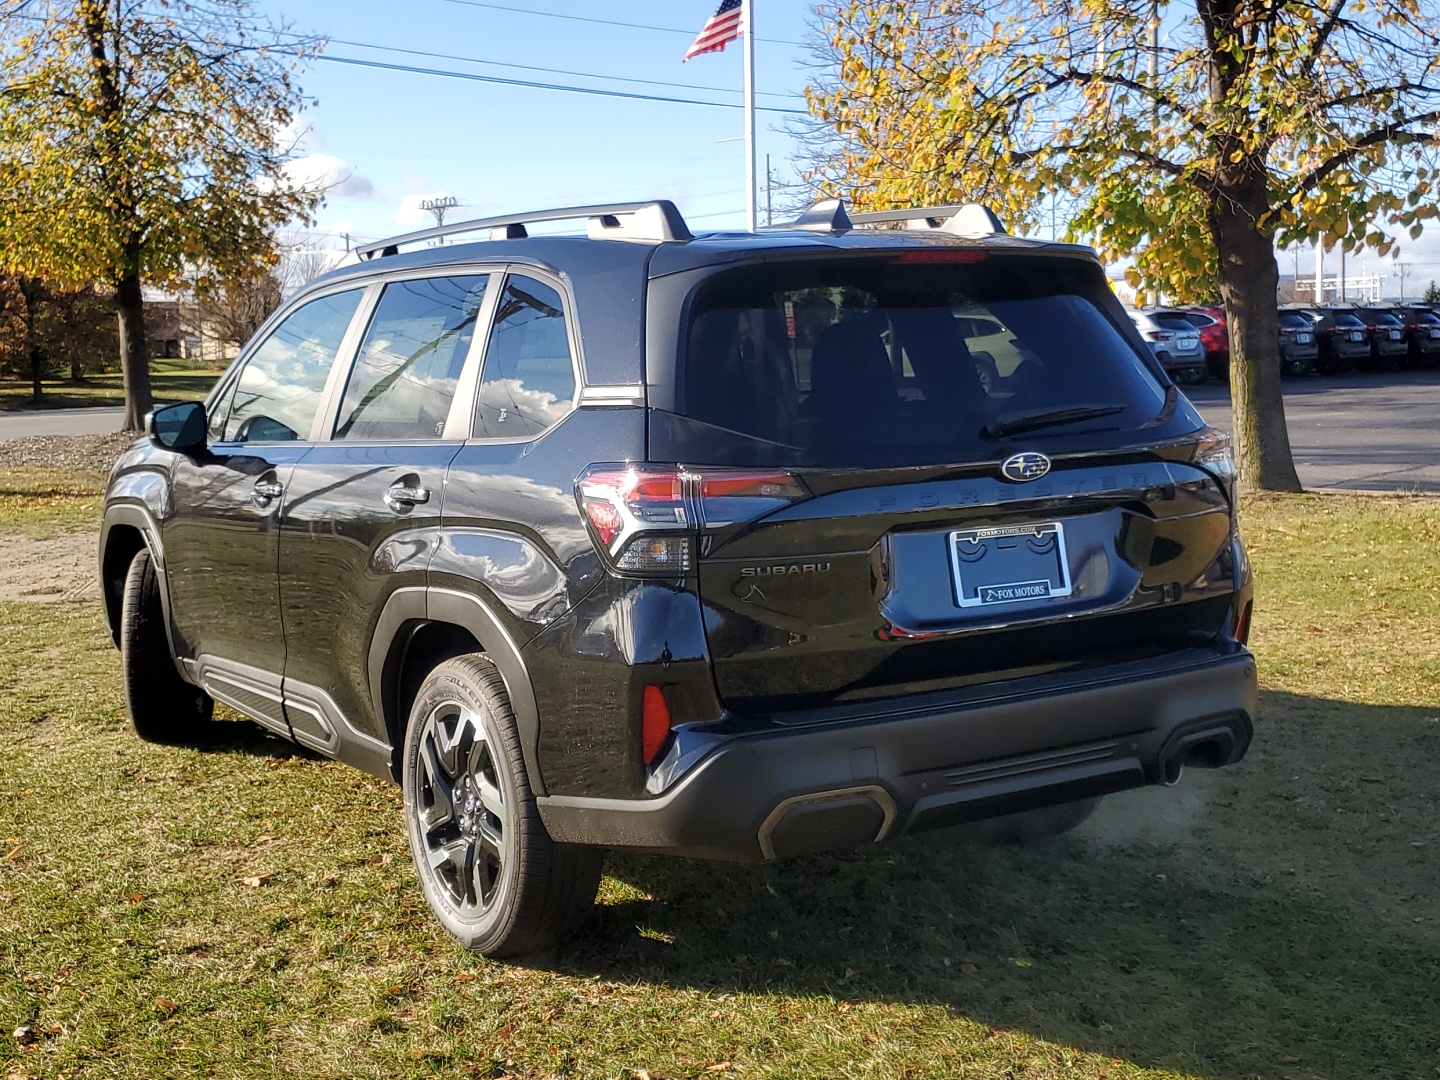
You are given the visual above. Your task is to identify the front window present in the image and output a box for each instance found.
[222,289,364,443]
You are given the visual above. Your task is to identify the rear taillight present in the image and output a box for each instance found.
[1193,428,1237,499]
[576,464,807,574]
[1144,329,1174,341]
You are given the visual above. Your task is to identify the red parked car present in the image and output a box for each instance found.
[1180,306,1229,378]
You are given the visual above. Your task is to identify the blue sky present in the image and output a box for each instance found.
[262,0,818,253]
[259,1,1440,294]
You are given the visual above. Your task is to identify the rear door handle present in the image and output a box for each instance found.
[384,483,431,511]
[251,478,284,506]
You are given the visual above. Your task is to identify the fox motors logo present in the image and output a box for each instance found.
[741,562,832,577]
[1000,452,1051,482]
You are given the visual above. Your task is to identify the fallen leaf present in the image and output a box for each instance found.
[2,843,22,861]
[13,1025,35,1046]
[540,1008,557,1024]
[155,998,178,1014]
[1307,625,1324,634]
[634,1071,651,1080]
[124,892,143,904]
[241,874,271,888]
[863,1033,878,1044]
[454,972,477,984]
[704,1063,732,1073]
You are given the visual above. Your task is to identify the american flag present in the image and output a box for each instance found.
[683,0,745,61]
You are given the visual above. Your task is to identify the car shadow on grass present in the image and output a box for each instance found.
[553,690,1440,1080]
[181,711,323,764]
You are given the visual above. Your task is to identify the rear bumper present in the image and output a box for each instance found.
[536,647,1257,861]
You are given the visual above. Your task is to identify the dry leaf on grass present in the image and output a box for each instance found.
[241,874,271,888]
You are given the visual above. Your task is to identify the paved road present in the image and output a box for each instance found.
[1185,368,1440,493]
[3,373,1439,492]
[0,406,125,439]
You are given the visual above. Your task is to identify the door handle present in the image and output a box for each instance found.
[384,483,431,511]
[251,478,284,506]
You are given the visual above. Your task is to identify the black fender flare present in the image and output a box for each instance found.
[99,504,175,654]
[367,586,546,795]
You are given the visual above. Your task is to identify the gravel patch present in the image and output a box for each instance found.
[0,530,99,602]
[0,431,139,474]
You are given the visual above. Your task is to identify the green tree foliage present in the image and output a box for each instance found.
[807,0,1440,491]
[1425,280,1440,304]
[0,275,116,399]
[0,0,322,428]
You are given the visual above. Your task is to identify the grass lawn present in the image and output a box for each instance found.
[0,358,224,412]
[0,474,1437,1079]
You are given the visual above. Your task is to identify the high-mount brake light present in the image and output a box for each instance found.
[576,465,807,574]
[894,249,988,263]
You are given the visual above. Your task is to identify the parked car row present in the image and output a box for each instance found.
[1126,302,1440,382]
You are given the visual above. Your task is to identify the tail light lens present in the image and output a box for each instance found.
[577,464,807,574]
[1145,329,1174,341]
[1193,428,1236,501]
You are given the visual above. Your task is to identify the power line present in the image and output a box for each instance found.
[319,35,797,100]
[315,53,807,114]
[440,0,804,46]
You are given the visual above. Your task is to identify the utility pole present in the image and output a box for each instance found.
[1315,238,1324,305]
[1148,1,1160,135]
[1397,260,1410,302]
[420,196,459,229]
[1340,245,1346,302]
[342,232,352,253]
[765,153,773,227]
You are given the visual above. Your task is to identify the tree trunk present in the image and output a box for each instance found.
[18,279,44,403]
[1209,175,1303,493]
[116,260,152,431]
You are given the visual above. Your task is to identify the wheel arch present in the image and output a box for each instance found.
[99,507,164,648]
[369,587,546,792]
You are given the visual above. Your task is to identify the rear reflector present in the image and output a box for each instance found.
[1234,600,1253,646]
[641,685,672,765]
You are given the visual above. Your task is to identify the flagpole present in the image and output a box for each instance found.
[743,0,757,232]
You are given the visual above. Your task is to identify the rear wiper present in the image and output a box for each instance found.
[983,404,1126,439]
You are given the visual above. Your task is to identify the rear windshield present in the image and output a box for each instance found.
[1332,313,1365,327]
[1416,312,1440,325]
[1279,313,1312,329]
[668,255,1168,468]
[1152,313,1198,333]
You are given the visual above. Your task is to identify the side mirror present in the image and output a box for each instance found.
[146,401,207,453]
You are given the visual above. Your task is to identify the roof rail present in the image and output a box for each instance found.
[851,203,1008,237]
[355,200,693,259]
[786,198,853,233]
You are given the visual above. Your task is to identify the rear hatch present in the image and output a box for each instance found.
[647,250,1238,712]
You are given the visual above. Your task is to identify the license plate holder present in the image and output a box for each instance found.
[949,522,1072,608]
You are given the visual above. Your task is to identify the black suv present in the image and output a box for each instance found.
[100,200,1256,957]
[1394,306,1440,367]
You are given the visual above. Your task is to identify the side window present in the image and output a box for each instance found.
[474,274,576,439]
[334,274,490,441]
[222,289,364,443]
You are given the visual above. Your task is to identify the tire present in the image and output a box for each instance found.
[120,549,213,743]
[402,654,602,958]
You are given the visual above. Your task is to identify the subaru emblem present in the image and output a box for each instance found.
[1000,452,1051,482]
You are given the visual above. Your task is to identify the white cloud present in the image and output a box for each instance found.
[282,152,377,199]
